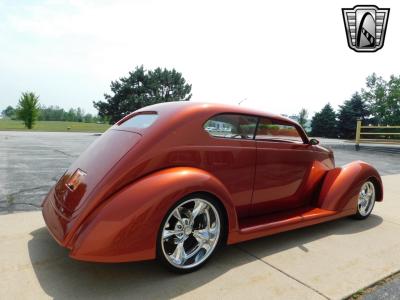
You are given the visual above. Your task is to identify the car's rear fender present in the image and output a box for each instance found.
[68,167,237,262]
[317,160,383,212]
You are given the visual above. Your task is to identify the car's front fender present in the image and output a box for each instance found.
[69,167,237,262]
[317,160,383,212]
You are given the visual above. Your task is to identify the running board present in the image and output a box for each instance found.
[228,206,354,244]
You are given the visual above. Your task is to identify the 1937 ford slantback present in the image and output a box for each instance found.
[42,102,383,272]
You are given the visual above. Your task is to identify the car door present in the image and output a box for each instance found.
[251,117,315,216]
[202,113,258,218]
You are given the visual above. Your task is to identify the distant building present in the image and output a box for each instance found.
[205,120,232,131]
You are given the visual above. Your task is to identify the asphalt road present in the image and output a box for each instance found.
[362,272,400,300]
[0,132,98,214]
[1,131,400,214]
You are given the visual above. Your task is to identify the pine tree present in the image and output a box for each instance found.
[337,92,369,139]
[310,103,337,138]
[297,108,308,128]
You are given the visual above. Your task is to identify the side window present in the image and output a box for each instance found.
[204,114,257,139]
[256,118,304,143]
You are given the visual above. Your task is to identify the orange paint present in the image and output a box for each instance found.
[42,102,383,263]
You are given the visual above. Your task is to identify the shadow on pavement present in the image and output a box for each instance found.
[239,214,383,256]
[28,214,383,299]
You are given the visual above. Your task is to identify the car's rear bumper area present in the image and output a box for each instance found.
[42,185,157,263]
[42,187,72,249]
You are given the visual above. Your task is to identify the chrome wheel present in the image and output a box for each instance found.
[161,198,221,269]
[357,181,375,217]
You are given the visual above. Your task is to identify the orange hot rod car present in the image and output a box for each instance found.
[42,102,382,272]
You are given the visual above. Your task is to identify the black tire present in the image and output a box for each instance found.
[156,193,226,273]
[353,180,376,220]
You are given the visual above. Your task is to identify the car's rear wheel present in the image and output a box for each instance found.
[157,195,223,273]
[354,180,376,219]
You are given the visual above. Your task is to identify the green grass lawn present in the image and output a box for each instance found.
[0,119,111,132]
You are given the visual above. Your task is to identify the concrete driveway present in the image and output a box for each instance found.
[0,175,399,299]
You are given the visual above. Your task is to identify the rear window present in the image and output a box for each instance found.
[204,114,257,139]
[118,113,158,129]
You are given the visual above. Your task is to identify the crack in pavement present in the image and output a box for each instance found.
[235,245,331,300]
[53,149,75,157]
[0,185,50,200]
[0,185,51,212]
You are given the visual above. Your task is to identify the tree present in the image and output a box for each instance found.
[76,107,84,122]
[35,105,99,122]
[38,105,65,121]
[385,75,400,125]
[337,92,370,139]
[310,103,337,138]
[2,105,15,118]
[94,66,192,124]
[84,113,93,123]
[16,92,40,129]
[65,108,76,121]
[297,108,308,128]
[361,73,400,125]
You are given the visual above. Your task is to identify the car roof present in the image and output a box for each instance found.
[134,101,298,125]
[114,101,309,143]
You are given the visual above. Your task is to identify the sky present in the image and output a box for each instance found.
[0,0,399,117]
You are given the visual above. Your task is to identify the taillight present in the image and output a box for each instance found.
[66,169,87,191]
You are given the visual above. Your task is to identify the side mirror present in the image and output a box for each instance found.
[309,138,319,145]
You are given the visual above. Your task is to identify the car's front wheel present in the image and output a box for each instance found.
[157,195,223,273]
[354,180,376,219]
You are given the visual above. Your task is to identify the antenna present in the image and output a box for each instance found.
[238,98,247,105]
